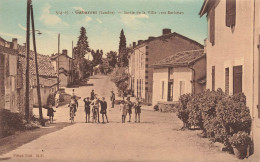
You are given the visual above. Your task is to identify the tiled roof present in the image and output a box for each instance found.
[134,32,203,49]
[152,49,205,68]
[50,53,72,60]
[18,44,56,77]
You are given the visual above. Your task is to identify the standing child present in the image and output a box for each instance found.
[126,97,133,122]
[120,100,127,123]
[100,97,109,123]
[135,98,141,123]
[47,105,56,123]
[83,97,91,123]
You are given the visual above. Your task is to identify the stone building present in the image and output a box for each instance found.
[51,49,73,87]
[199,0,260,158]
[151,49,206,106]
[128,29,203,104]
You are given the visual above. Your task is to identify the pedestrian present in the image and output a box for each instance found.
[90,90,95,101]
[55,91,60,108]
[120,100,127,123]
[69,95,78,120]
[47,105,56,124]
[100,97,109,123]
[110,90,115,108]
[135,98,141,123]
[83,97,91,123]
[126,97,133,122]
[91,95,100,123]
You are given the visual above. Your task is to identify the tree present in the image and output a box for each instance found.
[110,67,129,98]
[118,29,128,67]
[74,27,90,79]
[106,51,117,68]
[91,49,103,67]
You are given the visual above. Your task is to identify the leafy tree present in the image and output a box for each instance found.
[106,51,117,68]
[74,27,90,79]
[110,67,129,97]
[91,49,103,67]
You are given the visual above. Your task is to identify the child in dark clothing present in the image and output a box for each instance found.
[83,97,91,123]
[47,105,56,123]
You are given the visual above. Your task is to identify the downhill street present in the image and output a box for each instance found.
[1,75,240,162]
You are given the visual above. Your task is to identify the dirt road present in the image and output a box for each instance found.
[0,75,239,162]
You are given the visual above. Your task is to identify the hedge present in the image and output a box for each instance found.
[176,89,252,146]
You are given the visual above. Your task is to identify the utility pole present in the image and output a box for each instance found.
[30,4,44,126]
[72,41,74,83]
[57,33,60,90]
[25,0,31,121]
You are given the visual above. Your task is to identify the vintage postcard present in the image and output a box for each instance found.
[0,0,259,161]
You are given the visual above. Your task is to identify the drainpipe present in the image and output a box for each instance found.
[252,0,256,155]
[188,64,195,95]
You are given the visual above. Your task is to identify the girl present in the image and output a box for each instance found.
[120,100,127,123]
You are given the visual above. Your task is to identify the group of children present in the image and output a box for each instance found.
[120,97,141,123]
[46,89,142,124]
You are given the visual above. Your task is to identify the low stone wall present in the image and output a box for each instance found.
[157,101,178,113]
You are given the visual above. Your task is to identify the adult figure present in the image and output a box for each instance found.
[55,91,60,108]
[91,95,100,123]
[126,97,133,122]
[110,90,115,108]
[90,90,95,101]
[83,97,91,123]
[100,97,109,123]
[71,89,75,96]
[135,98,141,123]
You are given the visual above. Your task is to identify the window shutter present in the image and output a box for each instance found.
[226,0,236,27]
[210,7,215,45]
[233,65,242,94]
[212,66,215,91]
[225,68,229,95]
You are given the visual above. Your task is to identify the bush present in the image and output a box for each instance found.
[176,93,192,128]
[228,131,251,147]
[154,104,159,111]
[177,89,252,148]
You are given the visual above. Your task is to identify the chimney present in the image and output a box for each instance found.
[162,28,171,35]
[12,38,18,49]
[133,42,136,48]
[62,49,68,55]
[138,40,143,45]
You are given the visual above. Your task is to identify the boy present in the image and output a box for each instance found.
[100,97,109,123]
[83,97,91,123]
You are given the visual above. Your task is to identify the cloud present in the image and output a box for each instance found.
[76,16,92,26]
[40,3,68,26]
[96,18,102,24]
[0,32,23,39]
[120,14,149,29]
[72,7,85,11]
[18,24,26,31]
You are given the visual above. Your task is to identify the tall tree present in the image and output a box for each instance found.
[106,51,117,68]
[118,29,127,67]
[75,27,90,79]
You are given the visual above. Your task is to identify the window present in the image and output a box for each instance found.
[145,76,148,79]
[226,0,236,28]
[145,87,148,90]
[210,7,215,45]
[225,68,229,95]
[146,64,148,68]
[212,66,215,91]
[162,81,164,99]
[146,52,149,55]
[145,82,148,84]
[145,70,148,73]
[180,81,185,96]
[146,46,149,49]
[146,58,148,61]
[233,65,242,94]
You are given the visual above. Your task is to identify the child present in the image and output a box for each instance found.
[47,105,56,124]
[135,98,141,123]
[120,100,127,123]
[83,97,91,123]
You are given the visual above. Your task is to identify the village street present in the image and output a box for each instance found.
[0,75,241,162]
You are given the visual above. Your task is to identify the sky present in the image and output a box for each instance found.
[0,0,207,58]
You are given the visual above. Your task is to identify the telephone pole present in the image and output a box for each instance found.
[31,4,44,126]
[25,0,31,121]
[57,33,60,90]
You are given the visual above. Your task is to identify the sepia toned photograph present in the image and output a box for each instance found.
[0,0,259,161]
